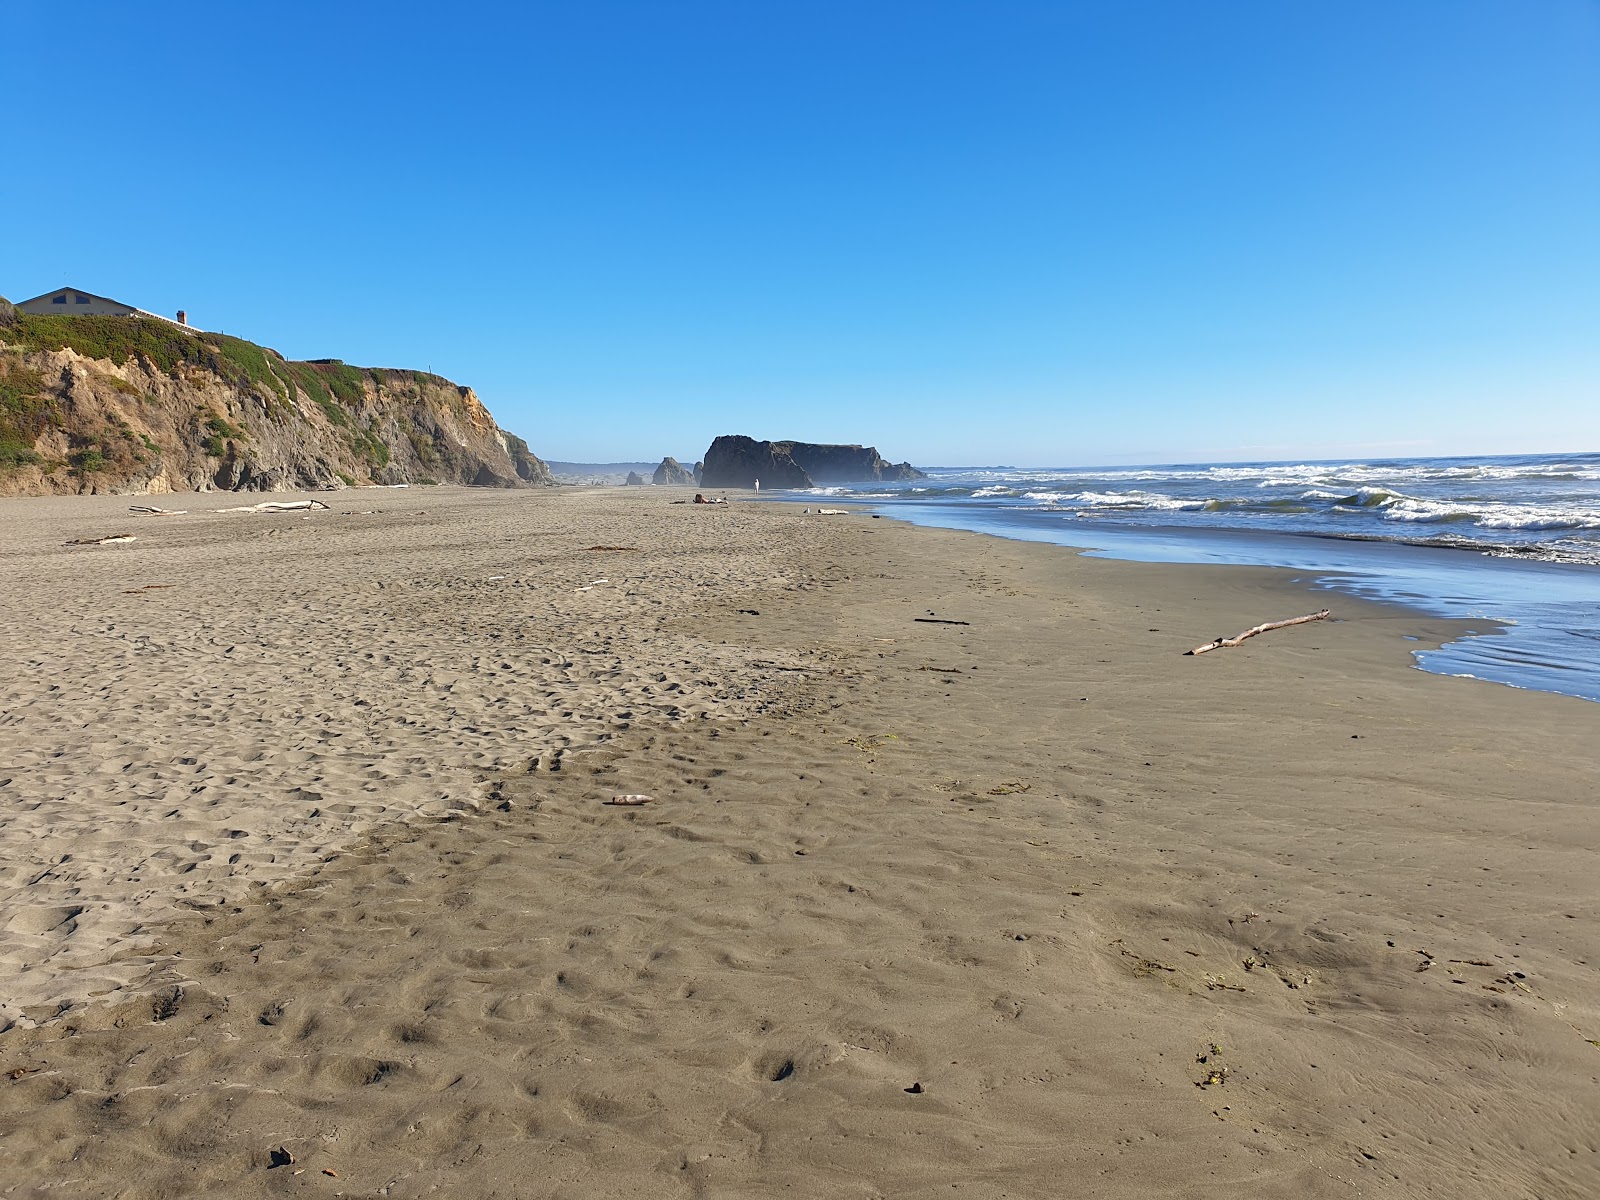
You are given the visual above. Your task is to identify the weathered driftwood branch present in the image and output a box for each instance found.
[212,500,330,514]
[1186,610,1330,656]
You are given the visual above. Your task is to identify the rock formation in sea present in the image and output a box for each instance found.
[652,456,695,485]
[624,471,647,485]
[0,299,551,495]
[698,435,925,489]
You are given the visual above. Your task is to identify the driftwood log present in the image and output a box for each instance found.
[212,500,330,514]
[1186,610,1330,655]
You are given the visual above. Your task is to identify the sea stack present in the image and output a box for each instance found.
[652,457,695,485]
[699,435,925,489]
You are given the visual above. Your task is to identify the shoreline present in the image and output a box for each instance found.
[2,489,1596,1197]
[861,501,1600,702]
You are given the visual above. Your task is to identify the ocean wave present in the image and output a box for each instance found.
[1047,490,1210,511]
[1376,498,1600,531]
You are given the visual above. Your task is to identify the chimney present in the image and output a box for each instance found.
[176,310,187,326]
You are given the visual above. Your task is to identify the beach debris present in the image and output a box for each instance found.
[585,545,639,551]
[65,533,137,545]
[918,665,963,673]
[987,782,1032,795]
[1186,609,1331,655]
[1203,974,1247,992]
[1196,1067,1229,1088]
[268,1147,295,1168]
[915,618,971,626]
[801,507,851,515]
[150,985,184,1021]
[842,733,898,752]
[1112,939,1177,977]
[128,504,186,515]
[123,583,175,594]
[576,578,609,591]
[213,500,330,514]
[606,794,654,806]
[904,1081,924,1094]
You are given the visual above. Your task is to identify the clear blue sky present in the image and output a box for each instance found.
[5,1,1597,466]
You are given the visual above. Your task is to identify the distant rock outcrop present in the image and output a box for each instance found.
[652,456,695,485]
[698,435,924,489]
[624,471,647,486]
[0,303,552,496]
[693,460,704,484]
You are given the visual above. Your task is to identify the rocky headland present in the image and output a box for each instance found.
[0,297,550,495]
[698,434,924,489]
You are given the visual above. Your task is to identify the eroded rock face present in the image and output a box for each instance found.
[787,443,924,483]
[698,436,812,489]
[625,471,647,486]
[698,435,924,489]
[652,457,695,485]
[0,311,552,496]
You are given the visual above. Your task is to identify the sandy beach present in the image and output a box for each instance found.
[1,487,1596,1198]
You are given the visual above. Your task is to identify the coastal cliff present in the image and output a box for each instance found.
[0,300,551,495]
[699,435,924,489]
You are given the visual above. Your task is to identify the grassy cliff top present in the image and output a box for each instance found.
[0,310,453,391]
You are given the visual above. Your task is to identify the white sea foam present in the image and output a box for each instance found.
[1378,497,1600,531]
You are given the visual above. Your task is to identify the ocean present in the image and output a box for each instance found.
[791,452,1600,703]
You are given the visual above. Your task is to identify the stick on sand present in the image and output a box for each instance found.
[1186,610,1330,655]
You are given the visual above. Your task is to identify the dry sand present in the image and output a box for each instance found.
[0,487,1595,1198]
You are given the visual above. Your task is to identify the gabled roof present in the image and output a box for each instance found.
[17,286,197,332]
[19,285,137,309]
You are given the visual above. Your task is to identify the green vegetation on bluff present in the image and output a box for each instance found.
[0,299,547,491]
[0,309,383,429]
[0,355,51,467]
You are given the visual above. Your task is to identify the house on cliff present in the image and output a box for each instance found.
[15,286,197,331]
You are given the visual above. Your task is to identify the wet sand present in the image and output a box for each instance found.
[0,487,1596,1198]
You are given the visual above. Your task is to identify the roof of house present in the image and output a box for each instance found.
[17,286,197,332]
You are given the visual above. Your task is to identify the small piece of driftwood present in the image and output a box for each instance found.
[915,618,970,626]
[1186,610,1330,655]
[66,534,137,546]
[606,794,654,806]
[129,505,187,515]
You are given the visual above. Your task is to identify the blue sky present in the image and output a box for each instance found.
[5,1,1597,466]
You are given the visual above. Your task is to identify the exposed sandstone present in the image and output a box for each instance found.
[0,308,550,496]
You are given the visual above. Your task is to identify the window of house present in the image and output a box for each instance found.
[75,294,91,304]
[52,294,67,304]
